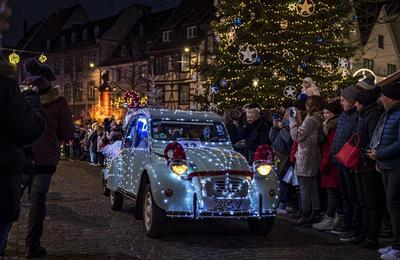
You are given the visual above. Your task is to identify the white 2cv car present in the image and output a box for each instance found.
[103,109,279,238]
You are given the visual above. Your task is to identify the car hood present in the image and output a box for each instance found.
[184,147,250,172]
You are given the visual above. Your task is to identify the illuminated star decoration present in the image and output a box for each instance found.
[220,79,228,87]
[283,86,297,98]
[296,0,315,17]
[238,44,258,65]
[210,84,219,94]
[282,50,295,60]
[288,2,297,11]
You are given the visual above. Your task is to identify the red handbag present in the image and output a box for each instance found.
[335,134,361,170]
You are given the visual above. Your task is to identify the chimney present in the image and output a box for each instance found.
[23,20,28,35]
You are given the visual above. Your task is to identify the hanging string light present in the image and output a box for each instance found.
[8,51,20,65]
[39,53,48,63]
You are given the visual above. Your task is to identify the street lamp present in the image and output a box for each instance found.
[89,62,95,68]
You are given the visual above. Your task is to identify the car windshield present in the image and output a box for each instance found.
[151,120,229,142]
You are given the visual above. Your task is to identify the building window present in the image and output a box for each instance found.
[378,35,384,49]
[187,26,197,39]
[87,81,95,100]
[179,85,190,105]
[181,52,190,72]
[75,83,83,101]
[363,58,374,71]
[121,46,127,57]
[94,26,100,38]
[117,68,122,81]
[132,43,139,54]
[64,84,72,101]
[76,55,83,72]
[82,30,87,41]
[46,40,51,51]
[155,56,164,75]
[54,58,61,75]
[162,30,172,42]
[163,56,171,73]
[71,32,76,44]
[388,64,397,75]
[65,55,73,73]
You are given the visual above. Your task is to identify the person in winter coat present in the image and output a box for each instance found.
[0,63,46,257]
[330,85,363,241]
[289,95,325,227]
[312,99,343,230]
[270,109,293,212]
[23,59,74,258]
[237,108,269,163]
[352,82,384,248]
[88,124,98,165]
[369,82,400,259]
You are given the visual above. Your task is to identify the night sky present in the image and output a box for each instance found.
[5,0,180,46]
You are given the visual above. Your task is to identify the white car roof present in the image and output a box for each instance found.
[132,108,223,123]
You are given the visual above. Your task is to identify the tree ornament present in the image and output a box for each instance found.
[238,44,258,65]
[252,78,259,87]
[38,53,47,63]
[220,79,228,87]
[233,17,243,27]
[280,20,288,29]
[283,86,297,98]
[282,50,295,60]
[226,27,236,46]
[8,51,20,65]
[288,2,297,11]
[296,0,315,17]
[210,84,219,94]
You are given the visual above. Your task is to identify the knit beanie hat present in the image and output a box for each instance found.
[24,58,56,82]
[356,75,375,91]
[381,82,400,101]
[324,99,342,115]
[354,86,381,106]
[341,86,362,102]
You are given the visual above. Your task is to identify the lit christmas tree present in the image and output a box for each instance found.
[202,0,357,109]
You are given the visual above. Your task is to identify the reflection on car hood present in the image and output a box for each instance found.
[185,147,250,172]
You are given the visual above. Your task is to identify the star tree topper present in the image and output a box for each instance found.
[296,0,315,17]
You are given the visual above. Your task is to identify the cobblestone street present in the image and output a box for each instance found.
[5,161,380,260]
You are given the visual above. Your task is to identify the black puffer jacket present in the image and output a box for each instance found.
[0,63,46,221]
[354,103,382,164]
[238,119,270,162]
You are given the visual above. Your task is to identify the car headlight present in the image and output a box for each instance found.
[255,164,272,176]
[170,161,188,175]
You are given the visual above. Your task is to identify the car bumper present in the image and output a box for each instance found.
[165,210,276,219]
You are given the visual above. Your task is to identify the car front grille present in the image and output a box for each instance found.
[204,177,248,198]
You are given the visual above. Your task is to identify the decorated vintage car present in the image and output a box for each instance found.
[103,109,279,238]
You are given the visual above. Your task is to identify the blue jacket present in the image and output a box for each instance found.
[370,103,400,171]
[330,107,359,164]
[269,120,293,155]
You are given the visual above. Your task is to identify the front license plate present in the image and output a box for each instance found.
[213,199,243,211]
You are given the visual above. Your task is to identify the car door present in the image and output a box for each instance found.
[119,117,137,192]
[129,115,152,196]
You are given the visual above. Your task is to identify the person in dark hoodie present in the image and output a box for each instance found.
[352,77,384,248]
[22,59,74,258]
[0,6,46,257]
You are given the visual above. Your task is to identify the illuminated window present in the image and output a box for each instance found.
[163,30,172,42]
[187,26,197,39]
[87,81,95,100]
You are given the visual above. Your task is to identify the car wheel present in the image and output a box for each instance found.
[110,190,123,211]
[102,178,110,197]
[142,184,166,238]
[248,217,274,236]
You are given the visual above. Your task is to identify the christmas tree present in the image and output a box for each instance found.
[202,0,357,109]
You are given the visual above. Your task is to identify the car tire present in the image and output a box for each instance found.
[110,190,123,211]
[247,217,274,236]
[102,178,110,197]
[142,184,166,238]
